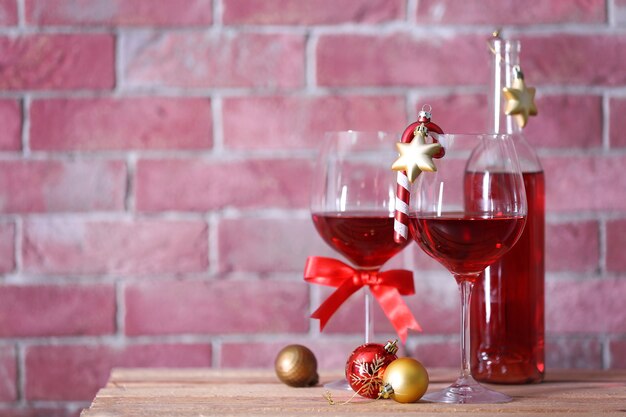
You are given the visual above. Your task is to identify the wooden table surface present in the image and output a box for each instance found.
[81,368,626,416]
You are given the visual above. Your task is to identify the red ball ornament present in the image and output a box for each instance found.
[400,107,445,159]
[345,340,399,399]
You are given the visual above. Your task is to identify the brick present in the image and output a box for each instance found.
[0,284,114,337]
[520,34,626,86]
[609,339,626,368]
[524,95,602,149]
[321,270,459,336]
[543,155,626,212]
[546,278,626,333]
[223,0,403,25]
[0,99,20,151]
[125,279,309,335]
[219,218,335,273]
[317,33,487,87]
[416,0,605,24]
[609,97,626,148]
[415,94,487,133]
[123,31,304,89]
[135,158,313,212]
[607,219,626,272]
[412,341,458,368]
[0,160,126,213]
[0,222,14,273]
[25,343,212,401]
[0,34,114,90]
[0,345,17,401]
[222,95,407,150]
[23,219,208,276]
[221,340,359,370]
[546,337,602,369]
[30,98,212,151]
[0,0,17,26]
[546,221,599,272]
[26,0,212,26]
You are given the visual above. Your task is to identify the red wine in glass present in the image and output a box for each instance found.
[409,214,525,278]
[312,211,409,269]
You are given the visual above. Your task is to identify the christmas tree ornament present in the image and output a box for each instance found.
[379,357,429,403]
[345,340,399,399]
[502,65,538,129]
[391,125,442,183]
[393,106,444,243]
[275,344,319,387]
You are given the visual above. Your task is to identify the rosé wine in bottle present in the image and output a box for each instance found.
[468,35,545,384]
[467,171,545,383]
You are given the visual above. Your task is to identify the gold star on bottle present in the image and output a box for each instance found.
[391,127,442,183]
[503,66,538,129]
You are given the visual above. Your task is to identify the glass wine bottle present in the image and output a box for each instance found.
[469,35,545,384]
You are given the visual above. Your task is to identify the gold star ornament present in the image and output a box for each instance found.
[391,126,442,183]
[502,65,538,129]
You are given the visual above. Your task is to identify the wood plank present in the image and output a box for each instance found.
[82,369,626,417]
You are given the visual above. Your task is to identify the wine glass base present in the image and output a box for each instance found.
[423,375,512,404]
[324,378,353,391]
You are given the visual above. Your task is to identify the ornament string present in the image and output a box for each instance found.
[323,387,374,405]
[304,256,420,343]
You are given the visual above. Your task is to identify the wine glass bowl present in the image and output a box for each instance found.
[311,131,410,272]
[409,134,527,404]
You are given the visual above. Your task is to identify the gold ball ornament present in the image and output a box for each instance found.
[274,345,319,387]
[379,358,429,403]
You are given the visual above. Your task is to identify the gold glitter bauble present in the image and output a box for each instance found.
[380,357,429,403]
[275,345,319,387]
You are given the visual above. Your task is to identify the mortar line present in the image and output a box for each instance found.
[115,280,126,339]
[124,153,137,213]
[211,95,224,153]
[598,217,607,275]
[15,343,25,404]
[16,0,25,28]
[21,96,30,158]
[13,216,23,277]
[602,92,611,151]
[207,212,219,277]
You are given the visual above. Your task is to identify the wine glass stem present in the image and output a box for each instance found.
[364,288,374,343]
[456,275,477,380]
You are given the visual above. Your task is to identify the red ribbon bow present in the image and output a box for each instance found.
[304,256,421,343]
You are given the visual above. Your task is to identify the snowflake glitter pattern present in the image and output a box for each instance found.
[350,354,386,397]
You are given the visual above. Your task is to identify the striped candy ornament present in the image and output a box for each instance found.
[393,108,445,243]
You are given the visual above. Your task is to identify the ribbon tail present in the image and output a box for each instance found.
[310,279,362,331]
[370,285,421,344]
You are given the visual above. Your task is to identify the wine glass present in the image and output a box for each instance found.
[311,131,410,389]
[409,134,527,404]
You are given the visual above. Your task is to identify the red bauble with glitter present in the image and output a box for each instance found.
[345,340,399,398]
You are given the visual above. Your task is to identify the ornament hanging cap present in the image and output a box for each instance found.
[384,340,399,355]
[379,383,394,399]
[513,65,524,80]
[417,104,432,122]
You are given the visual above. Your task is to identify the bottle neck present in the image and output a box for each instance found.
[488,39,521,135]
[488,38,543,172]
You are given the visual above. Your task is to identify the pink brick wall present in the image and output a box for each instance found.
[1,0,625,414]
